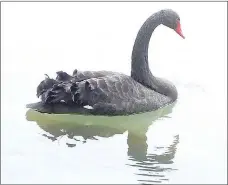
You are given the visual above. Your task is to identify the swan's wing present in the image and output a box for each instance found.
[56,70,119,82]
[71,70,120,83]
[41,74,171,115]
[36,70,120,100]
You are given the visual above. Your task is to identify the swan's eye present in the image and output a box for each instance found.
[175,18,180,28]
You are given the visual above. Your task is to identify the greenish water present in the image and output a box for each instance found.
[1,2,227,184]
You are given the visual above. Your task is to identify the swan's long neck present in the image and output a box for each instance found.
[131,12,161,88]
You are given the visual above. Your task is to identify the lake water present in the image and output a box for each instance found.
[1,2,227,184]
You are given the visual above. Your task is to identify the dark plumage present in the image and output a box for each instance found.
[27,9,184,115]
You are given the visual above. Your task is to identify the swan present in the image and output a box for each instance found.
[26,9,185,115]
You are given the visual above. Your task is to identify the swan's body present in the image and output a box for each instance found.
[27,9,184,115]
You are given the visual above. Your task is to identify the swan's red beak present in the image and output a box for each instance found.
[175,21,185,39]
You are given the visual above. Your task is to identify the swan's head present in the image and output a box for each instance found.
[160,9,185,39]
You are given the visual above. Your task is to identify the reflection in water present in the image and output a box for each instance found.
[25,102,179,184]
[127,134,179,184]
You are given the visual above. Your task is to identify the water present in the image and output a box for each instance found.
[1,2,227,184]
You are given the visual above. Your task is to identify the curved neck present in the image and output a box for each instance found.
[131,12,161,88]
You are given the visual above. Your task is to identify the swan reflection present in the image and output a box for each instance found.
[127,134,179,184]
[25,102,178,184]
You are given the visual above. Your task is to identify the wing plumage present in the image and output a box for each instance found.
[30,69,172,115]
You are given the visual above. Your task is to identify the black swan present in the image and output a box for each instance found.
[26,9,185,115]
